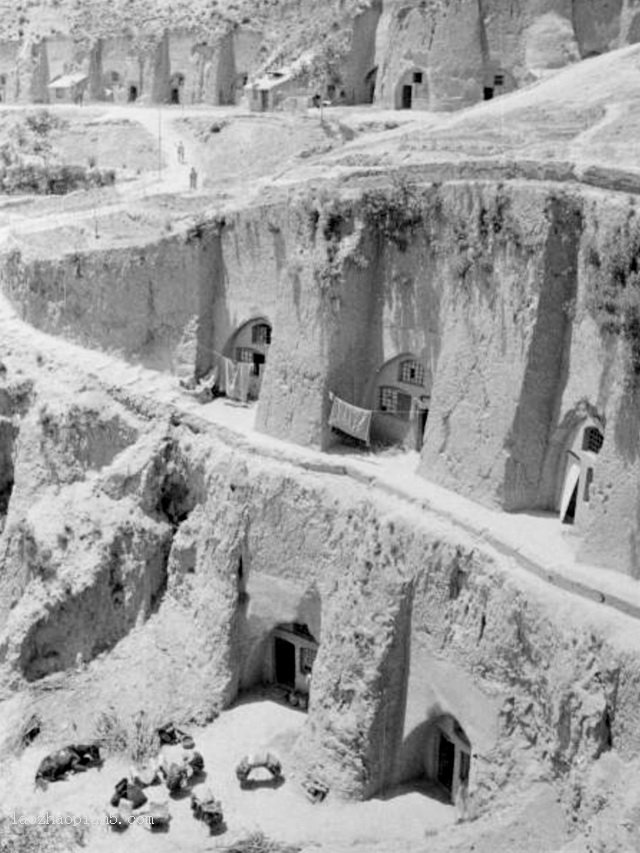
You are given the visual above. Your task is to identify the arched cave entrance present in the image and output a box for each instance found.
[365,66,378,103]
[395,67,428,110]
[425,714,471,803]
[266,622,318,711]
[370,353,430,449]
[483,67,516,101]
[170,72,185,104]
[224,317,272,402]
[559,418,604,525]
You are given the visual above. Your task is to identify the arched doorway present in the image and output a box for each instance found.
[394,67,428,110]
[559,418,604,525]
[423,714,471,804]
[370,353,431,449]
[224,317,272,401]
[483,67,516,101]
[365,66,377,103]
[170,72,185,104]
[127,84,138,103]
[266,623,318,710]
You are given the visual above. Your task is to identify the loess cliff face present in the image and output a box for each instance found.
[4,178,640,571]
[374,0,640,111]
[0,356,636,816]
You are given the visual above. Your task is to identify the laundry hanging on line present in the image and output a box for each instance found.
[223,357,252,403]
[328,392,373,444]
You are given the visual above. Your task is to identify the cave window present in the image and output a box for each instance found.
[582,427,604,454]
[413,71,423,84]
[235,346,254,363]
[0,74,6,86]
[494,73,504,86]
[379,386,412,419]
[398,359,424,386]
[110,71,120,84]
[251,323,272,345]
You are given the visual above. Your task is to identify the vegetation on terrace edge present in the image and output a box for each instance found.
[0,110,115,195]
[585,207,640,383]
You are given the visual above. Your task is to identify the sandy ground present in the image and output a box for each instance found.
[0,698,455,853]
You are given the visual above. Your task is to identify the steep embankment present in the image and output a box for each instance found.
[3,169,640,572]
[1,333,640,852]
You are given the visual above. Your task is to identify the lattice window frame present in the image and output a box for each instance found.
[582,427,604,454]
[251,323,272,346]
[235,347,254,363]
[398,360,425,387]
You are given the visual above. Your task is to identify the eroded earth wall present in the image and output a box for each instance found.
[5,179,640,571]
[374,0,637,110]
[0,370,637,811]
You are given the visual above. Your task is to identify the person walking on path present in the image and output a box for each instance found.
[189,167,198,190]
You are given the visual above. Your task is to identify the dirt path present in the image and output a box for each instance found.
[0,105,219,252]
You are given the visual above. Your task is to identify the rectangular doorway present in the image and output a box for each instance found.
[415,408,429,451]
[274,637,296,688]
[252,351,265,377]
[436,733,456,794]
[401,84,412,109]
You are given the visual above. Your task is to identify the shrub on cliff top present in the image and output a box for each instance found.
[0,163,115,196]
[585,217,640,381]
[360,175,424,251]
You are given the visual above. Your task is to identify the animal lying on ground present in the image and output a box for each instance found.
[35,744,102,788]
[156,722,195,749]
